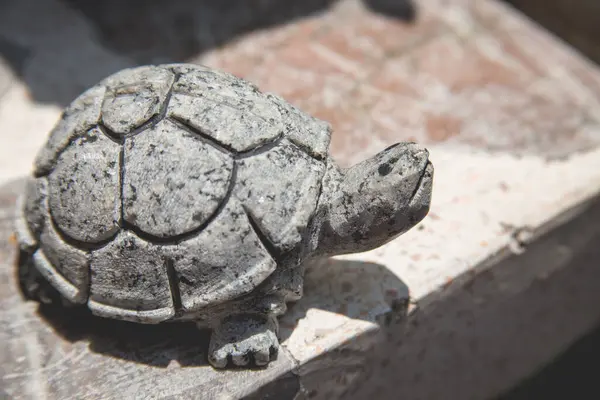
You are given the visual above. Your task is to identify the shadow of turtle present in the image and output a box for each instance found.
[17,250,410,369]
[35,304,211,368]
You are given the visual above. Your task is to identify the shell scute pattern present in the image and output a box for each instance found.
[33,84,106,176]
[101,66,175,136]
[168,67,284,153]
[122,118,234,239]
[48,127,121,244]
[24,64,331,319]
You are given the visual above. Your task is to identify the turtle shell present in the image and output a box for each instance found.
[20,64,330,323]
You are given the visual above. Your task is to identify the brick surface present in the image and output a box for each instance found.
[362,33,593,156]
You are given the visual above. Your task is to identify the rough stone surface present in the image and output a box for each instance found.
[33,85,105,176]
[31,249,83,305]
[101,65,174,135]
[172,198,277,312]
[235,141,326,253]
[168,67,284,153]
[38,218,89,304]
[312,143,433,257]
[89,230,174,322]
[266,94,332,160]
[168,92,282,153]
[123,119,234,238]
[208,314,279,368]
[47,127,120,244]
[21,178,47,244]
[0,197,298,397]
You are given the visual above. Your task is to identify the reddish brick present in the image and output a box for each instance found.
[197,17,326,79]
[194,0,600,158]
[244,35,361,115]
[366,93,425,144]
[198,49,263,81]
[369,60,421,99]
[425,114,463,141]
[314,5,446,67]
[370,34,537,106]
[316,104,375,164]
[271,38,364,78]
[358,32,600,156]
[419,35,531,92]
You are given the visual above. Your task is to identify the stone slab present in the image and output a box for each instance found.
[2,0,600,399]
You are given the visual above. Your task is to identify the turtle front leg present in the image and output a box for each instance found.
[207,313,279,368]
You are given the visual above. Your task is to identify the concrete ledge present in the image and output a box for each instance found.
[2,149,600,399]
[350,178,600,399]
[2,0,600,399]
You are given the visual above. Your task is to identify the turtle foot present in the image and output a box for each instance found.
[207,314,279,368]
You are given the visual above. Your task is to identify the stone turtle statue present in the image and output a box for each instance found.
[15,63,433,368]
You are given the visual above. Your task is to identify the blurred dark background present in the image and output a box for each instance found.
[0,0,415,106]
[496,320,600,399]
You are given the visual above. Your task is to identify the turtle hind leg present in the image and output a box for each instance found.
[207,313,279,368]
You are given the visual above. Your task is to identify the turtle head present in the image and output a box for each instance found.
[312,142,433,257]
